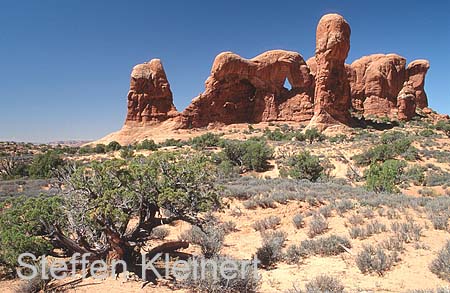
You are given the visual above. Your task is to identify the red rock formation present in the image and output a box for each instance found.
[406,60,430,109]
[308,14,352,129]
[348,54,407,118]
[125,59,178,124]
[179,50,314,128]
[397,81,416,121]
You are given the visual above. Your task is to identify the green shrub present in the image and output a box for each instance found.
[365,160,406,193]
[190,133,221,150]
[353,131,414,166]
[28,151,64,179]
[94,144,106,154]
[435,120,450,137]
[136,139,158,151]
[220,139,273,172]
[282,151,324,182]
[304,128,325,144]
[403,165,426,186]
[0,196,61,273]
[106,141,122,152]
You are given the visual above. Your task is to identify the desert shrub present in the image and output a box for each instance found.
[300,235,351,257]
[0,156,30,179]
[404,165,426,186]
[319,205,333,218]
[180,224,225,258]
[426,170,450,187]
[78,145,94,154]
[292,213,304,229]
[335,199,354,215]
[304,275,345,293]
[347,213,365,226]
[391,221,422,243]
[94,144,106,154]
[0,196,61,273]
[221,220,237,234]
[182,256,260,293]
[106,141,122,152]
[282,151,324,182]
[381,236,404,252]
[353,131,414,166]
[15,262,51,293]
[150,226,170,240]
[430,240,450,281]
[365,159,406,193]
[28,151,64,179]
[328,134,347,143]
[160,138,186,147]
[285,244,308,264]
[419,129,436,137]
[435,120,450,137]
[304,128,325,144]
[190,133,221,150]
[119,147,134,159]
[429,213,449,230]
[356,245,398,275]
[136,139,158,151]
[253,216,281,232]
[308,213,328,237]
[220,139,273,172]
[255,231,286,267]
[349,220,387,239]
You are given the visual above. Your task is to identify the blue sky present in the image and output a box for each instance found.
[0,1,448,142]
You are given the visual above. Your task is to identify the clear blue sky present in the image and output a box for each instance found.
[0,1,449,142]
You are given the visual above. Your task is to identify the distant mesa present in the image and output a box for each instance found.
[105,13,439,143]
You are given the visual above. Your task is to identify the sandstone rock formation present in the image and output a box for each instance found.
[406,60,430,109]
[397,82,417,121]
[308,14,352,129]
[179,50,314,128]
[109,12,433,140]
[125,59,178,124]
[348,54,407,118]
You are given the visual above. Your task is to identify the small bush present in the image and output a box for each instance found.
[182,256,260,293]
[304,128,325,144]
[28,151,64,179]
[220,139,273,172]
[292,214,304,229]
[282,151,324,182]
[365,159,406,193]
[150,226,170,240]
[255,231,286,268]
[429,213,449,230]
[356,245,398,275]
[180,225,225,258]
[253,216,281,232]
[285,244,308,264]
[430,240,450,281]
[94,144,106,154]
[190,133,221,150]
[304,275,345,293]
[300,235,351,256]
[136,139,158,151]
[308,213,328,238]
[106,141,122,152]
